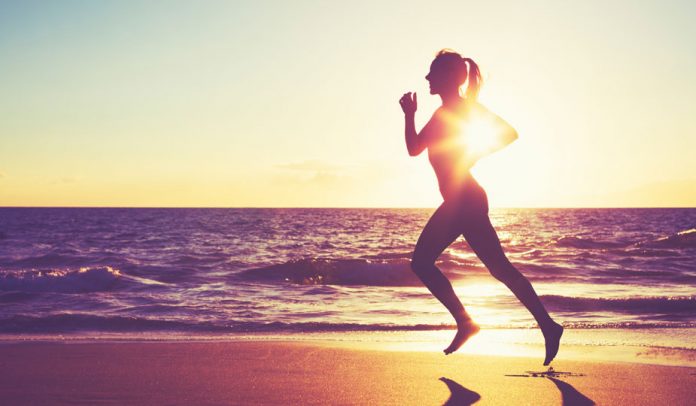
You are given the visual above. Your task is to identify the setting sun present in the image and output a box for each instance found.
[1,1,694,208]
[461,117,503,157]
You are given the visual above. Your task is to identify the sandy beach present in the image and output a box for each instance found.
[0,340,694,405]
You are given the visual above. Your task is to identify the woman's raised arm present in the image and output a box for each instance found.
[463,103,518,162]
[400,92,438,157]
[484,104,518,150]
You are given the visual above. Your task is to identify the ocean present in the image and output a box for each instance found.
[1,208,695,365]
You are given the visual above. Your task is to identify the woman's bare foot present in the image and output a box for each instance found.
[542,322,564,365]
[443,319,480,355]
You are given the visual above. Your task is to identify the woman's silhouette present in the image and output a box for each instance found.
[399,49,563,365]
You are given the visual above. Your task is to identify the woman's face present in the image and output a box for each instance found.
[425,61,454,95]
[425,61,462,94]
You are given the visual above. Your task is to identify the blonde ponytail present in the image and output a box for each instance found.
[462,57,481,101]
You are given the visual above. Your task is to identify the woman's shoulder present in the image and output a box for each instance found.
[440,99,484,115]
[470,101,492,114]
[425,106,446,125]
[433,101,475,122]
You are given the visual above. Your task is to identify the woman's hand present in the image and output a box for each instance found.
[399,92,417,116]
[402,92,426,156]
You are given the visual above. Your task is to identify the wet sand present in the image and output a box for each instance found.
[0,340,694,405]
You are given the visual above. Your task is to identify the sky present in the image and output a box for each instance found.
[1,0,695,207]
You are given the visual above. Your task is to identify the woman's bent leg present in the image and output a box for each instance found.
[412,203,467,322]
[462,216,563,364]
[412,203,479,354]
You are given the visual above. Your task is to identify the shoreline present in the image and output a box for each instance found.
[2,327,695,369]
[1,340,695,405]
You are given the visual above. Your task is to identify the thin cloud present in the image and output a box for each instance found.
[275,160,344,172]
[48,176,78,185]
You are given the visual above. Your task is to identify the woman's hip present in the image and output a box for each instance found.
[443,184,488,216]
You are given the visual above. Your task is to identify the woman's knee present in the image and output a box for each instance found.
[487,261,522,284]
[410,253,435,275]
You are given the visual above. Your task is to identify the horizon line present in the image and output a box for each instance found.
[1,206,695,210]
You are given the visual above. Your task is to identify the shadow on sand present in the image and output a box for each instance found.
[438,376,595,405]
[548,377,595,405]
[439,377,481,405]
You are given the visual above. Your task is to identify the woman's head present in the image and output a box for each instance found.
[426,49,481,100]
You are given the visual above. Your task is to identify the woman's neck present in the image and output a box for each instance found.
[439,89,464,109]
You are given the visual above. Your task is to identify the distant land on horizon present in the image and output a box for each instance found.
[1,179,695,209]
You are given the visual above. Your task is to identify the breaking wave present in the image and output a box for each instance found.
[640,228,696,249]
[541,295,696,314]
[554,236,625,249]
[1,314,694,334]
[0,267,165,293]
[238,258,423,286]
[554,228,696,250]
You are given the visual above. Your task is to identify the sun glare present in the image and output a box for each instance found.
[460,115,503,158]
[438,108,508,164]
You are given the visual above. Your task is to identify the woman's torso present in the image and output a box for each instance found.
[427,101,486,203]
